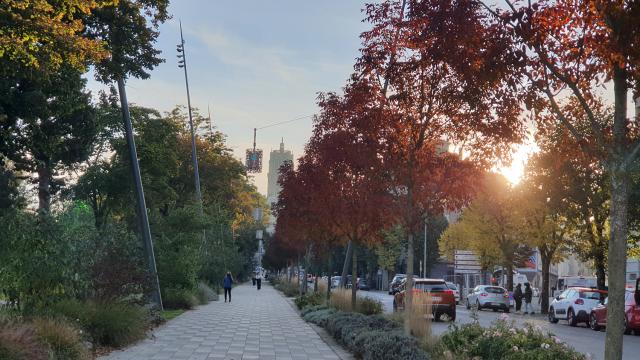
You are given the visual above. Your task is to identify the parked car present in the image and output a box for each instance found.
[331,276,341,288]
[548,287,607,326]
[393,278,456,321]
[358,279,370,291]
[389,274,406,295]
[466,285,510,312]
[446,282,461,304]
[589,280,640,334]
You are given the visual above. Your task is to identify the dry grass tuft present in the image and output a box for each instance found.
[0,318,50,360]
[33,317,90,360]
[329,288,353,312]
[408,292,433,341]
[316,279,328,295]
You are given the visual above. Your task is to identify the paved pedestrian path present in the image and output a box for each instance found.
[100,284,344,360]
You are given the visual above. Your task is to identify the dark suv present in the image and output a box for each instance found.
[389,274,406,295]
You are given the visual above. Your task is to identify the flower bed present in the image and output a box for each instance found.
[435,317,587,360]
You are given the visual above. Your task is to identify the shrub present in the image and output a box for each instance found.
[51,300,148,348]
[301,307,427,359]
[294,292,324,310]
[275,280,299,297]
[162,288,200,310]
[329,289,383,315]
[435,319,586,360]
[32,317,89,360]
[358,330,429,360]
[357,297,383,315]
[195,282,217,304]
[0,319,49,360]
[83,302,148,348]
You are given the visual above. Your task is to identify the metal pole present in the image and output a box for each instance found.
[178,21,203,208]
[117,77,163,310]
[253,127,257,151]
[423,219,427,278]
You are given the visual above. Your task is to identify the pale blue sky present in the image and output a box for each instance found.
[87,0,369,195]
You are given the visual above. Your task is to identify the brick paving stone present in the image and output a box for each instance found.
[100,284,348,360]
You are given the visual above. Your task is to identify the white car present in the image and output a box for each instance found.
[548,287,607,326]
[446,282,461,304]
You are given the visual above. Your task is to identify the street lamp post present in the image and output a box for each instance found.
[177,21,203,208]
[423,219,427,278]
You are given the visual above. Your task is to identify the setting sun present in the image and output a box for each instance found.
[497,143,539,184]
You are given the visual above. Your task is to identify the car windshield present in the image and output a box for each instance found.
[484,287,505,294]
[415,282,448,292]
[579,291,603,300]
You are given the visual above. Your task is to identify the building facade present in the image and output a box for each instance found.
[266,139,293,206]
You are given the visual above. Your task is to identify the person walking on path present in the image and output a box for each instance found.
[524,283,534,314]
[513,283,523,313]
[256,271,262,290]
[223,272,234,303]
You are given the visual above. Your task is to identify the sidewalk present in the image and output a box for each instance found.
[101,284,345,360]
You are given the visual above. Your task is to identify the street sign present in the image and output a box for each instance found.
[454,269,481,274]
[454,254,479,261]
[454,249,481,274]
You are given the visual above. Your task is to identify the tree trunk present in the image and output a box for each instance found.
[506,263,514,292]
[604,166,630,360]
[404,232,414,336]
[36,163,51,213]
[327,255,332,301]
[351,243,358,310]
[340,240,353,288]
[594,252,607,291]
[541,253,551,315]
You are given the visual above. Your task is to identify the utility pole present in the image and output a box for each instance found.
[177,21,203,208]
[423,219,427,278]
[117,77,163,310]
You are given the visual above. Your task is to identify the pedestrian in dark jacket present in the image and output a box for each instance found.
[524,283,534,314]
[513,283,523,313]
[223,272,234,303]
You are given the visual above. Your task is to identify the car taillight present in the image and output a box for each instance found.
[504,293,509,298]
[444,289,453,295]
[575,299,584,305]
[480,293,488,297]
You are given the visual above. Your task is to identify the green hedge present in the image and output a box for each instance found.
[301,306,429,360]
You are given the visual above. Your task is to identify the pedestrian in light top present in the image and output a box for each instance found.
[513,283,523,313]
[223,272,233,303]
[256,271,262,290]
[524,282,533,314]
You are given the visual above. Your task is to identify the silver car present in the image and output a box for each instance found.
[466,285,510,312]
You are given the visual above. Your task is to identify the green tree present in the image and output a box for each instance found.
[440,174,533,291]
[0,68,98,212]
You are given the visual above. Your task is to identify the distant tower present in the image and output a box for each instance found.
[267,138,293,207]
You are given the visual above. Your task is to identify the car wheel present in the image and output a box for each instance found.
[476,300,482,311]
[567,308,577,327]
[449,311,456,322]
[589,313,601,331]
[493,308,498,312]
[548,307,559,323]
[504,308,510,313]
[434,312,442,322]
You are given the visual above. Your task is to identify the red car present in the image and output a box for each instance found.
[589,279,640,334]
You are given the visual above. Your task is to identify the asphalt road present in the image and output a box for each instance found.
[358,290,640,360]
